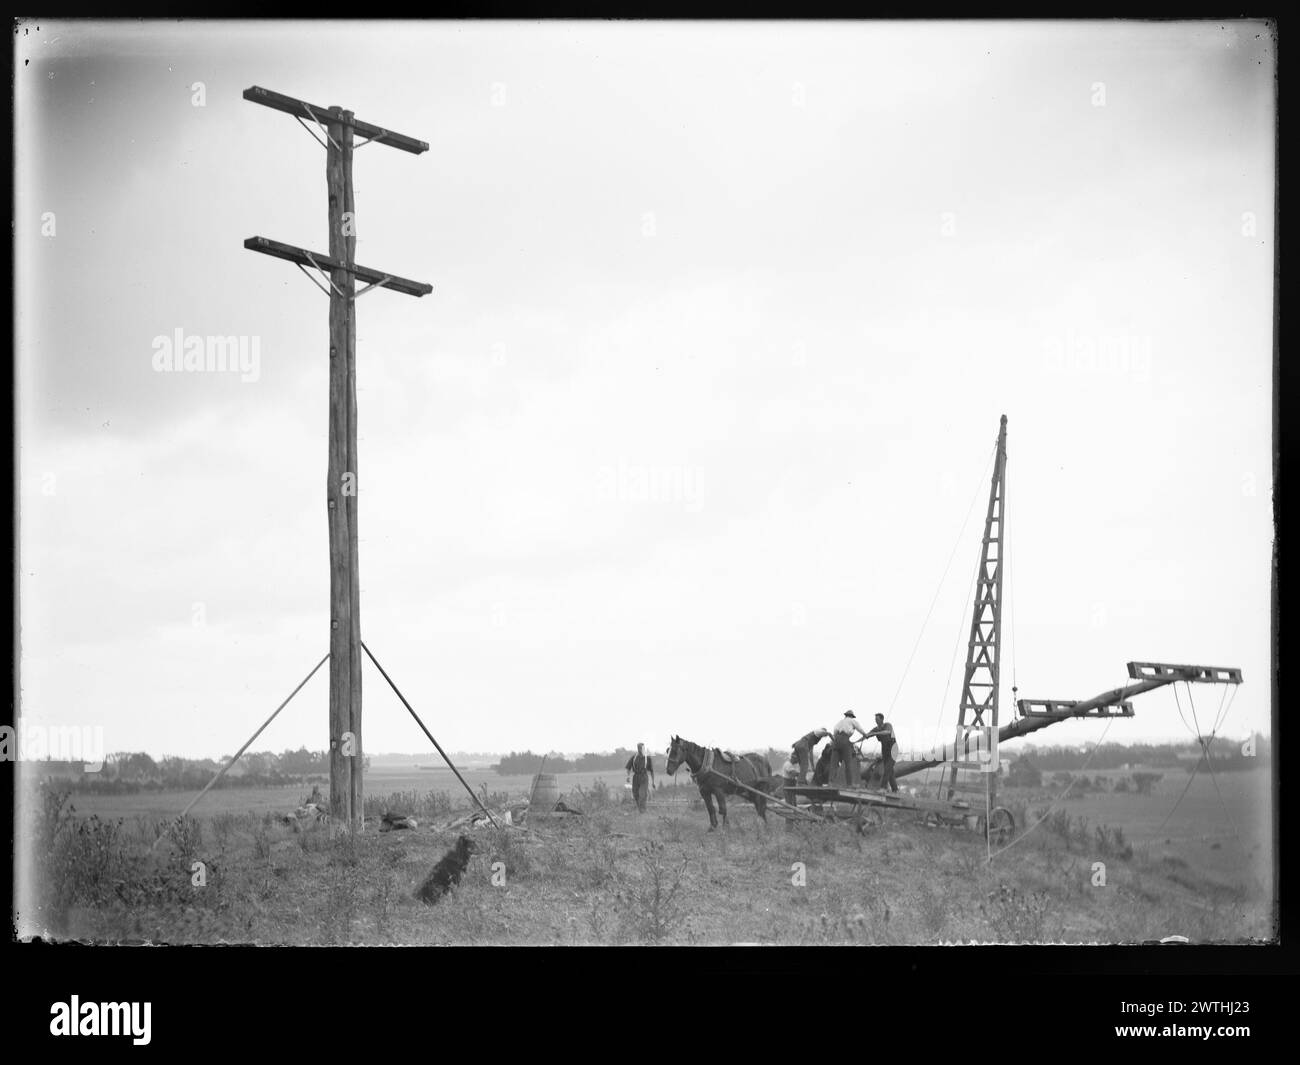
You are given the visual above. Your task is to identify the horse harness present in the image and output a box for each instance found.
[699,747,744,785]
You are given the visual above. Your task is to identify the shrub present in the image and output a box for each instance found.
[572,779,614,812]
[916,884,949,939]
[164,816,204,861]
[364,789,455,821]
[1094,823,1133,861]
[489,828,534,881]
[580,823,620,888]
[1132,772,1163,795]
[1005,759,1042,788]
[252,817,274,860]
[981,883,1050,941]
[613,842,689,943]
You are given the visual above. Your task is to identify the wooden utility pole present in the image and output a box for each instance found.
[243,86,431,831]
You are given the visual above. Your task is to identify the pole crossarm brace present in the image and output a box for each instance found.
[1017,698,1135,719]
[243,85,429,155]
[890,660,1245,780]
[1127,661,1243,684]
[245,236,432,298]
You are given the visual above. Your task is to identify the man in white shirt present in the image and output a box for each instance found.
[830,710,869,787]
[779,755,800,830]
[625,743,655,812]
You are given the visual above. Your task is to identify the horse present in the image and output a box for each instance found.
[665,735,772,830]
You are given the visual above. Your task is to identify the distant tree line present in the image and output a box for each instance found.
[494,749,640,775]
[495,746,791,777]
[59,748,340,793]
[1016,737,1269,772]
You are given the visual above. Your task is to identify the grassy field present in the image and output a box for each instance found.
[53,765,639,821]
[1000,765,1273,896]
[20,766,1274,946]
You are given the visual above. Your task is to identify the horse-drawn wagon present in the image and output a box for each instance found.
[666,418,1243,846]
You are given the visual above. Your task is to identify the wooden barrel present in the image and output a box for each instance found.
[529,773,560,815]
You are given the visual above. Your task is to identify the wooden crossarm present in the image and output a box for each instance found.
[1126,662,1243,684]
[243,86,429,155]
[1017,698,1135,718]
[244,236,432,298]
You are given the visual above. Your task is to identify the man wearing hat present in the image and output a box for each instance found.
[830,711,869,787]
[790,727,830,784]
[863,713,899,792]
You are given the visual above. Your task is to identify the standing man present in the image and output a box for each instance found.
[831,711,869,787]
[863,713,899,792]
[791,727,830,784]
[625,742,655,813]
[779,753,800,832]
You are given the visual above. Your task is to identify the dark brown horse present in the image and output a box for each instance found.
[666,735,772,830]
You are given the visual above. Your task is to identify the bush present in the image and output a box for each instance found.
[572,779,615,812]
[489,828,534,881]
[364,789,456,821]
[981,883,1051,941]
[1132,772,1163,795]
[1094,823,1133,861]
[612,842,689,943]
[1005,759,1042,788]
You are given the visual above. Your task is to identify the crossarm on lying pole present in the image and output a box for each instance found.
[891,663,1244,781]
[361,641,501,828]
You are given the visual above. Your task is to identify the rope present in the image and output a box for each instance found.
[884,445,995,720]
[1155,747,1205,837]
[528,753,548,809]
[1161,680,1242,840]
[1005,462,1018,715]
[1199,739,1241,838]
[985,765,991,864]
[1211,682,1239,737]
[1185,680,1204,740]
[1172,681,1195,736]
[987,714,1115,861]
[1185,682,1242,839]
[931,527,984,798]
[361,641,501,827]
[176,652,330,822]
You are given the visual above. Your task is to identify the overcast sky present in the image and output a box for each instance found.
[15,20,1275,761]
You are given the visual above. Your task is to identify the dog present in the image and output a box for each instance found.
[415,834,479,905]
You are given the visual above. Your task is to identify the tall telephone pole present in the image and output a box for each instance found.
[243,86,431,831]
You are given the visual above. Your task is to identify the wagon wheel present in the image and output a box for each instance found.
[981,806,1016,845]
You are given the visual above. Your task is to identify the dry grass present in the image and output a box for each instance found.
[25,782,1276,946]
